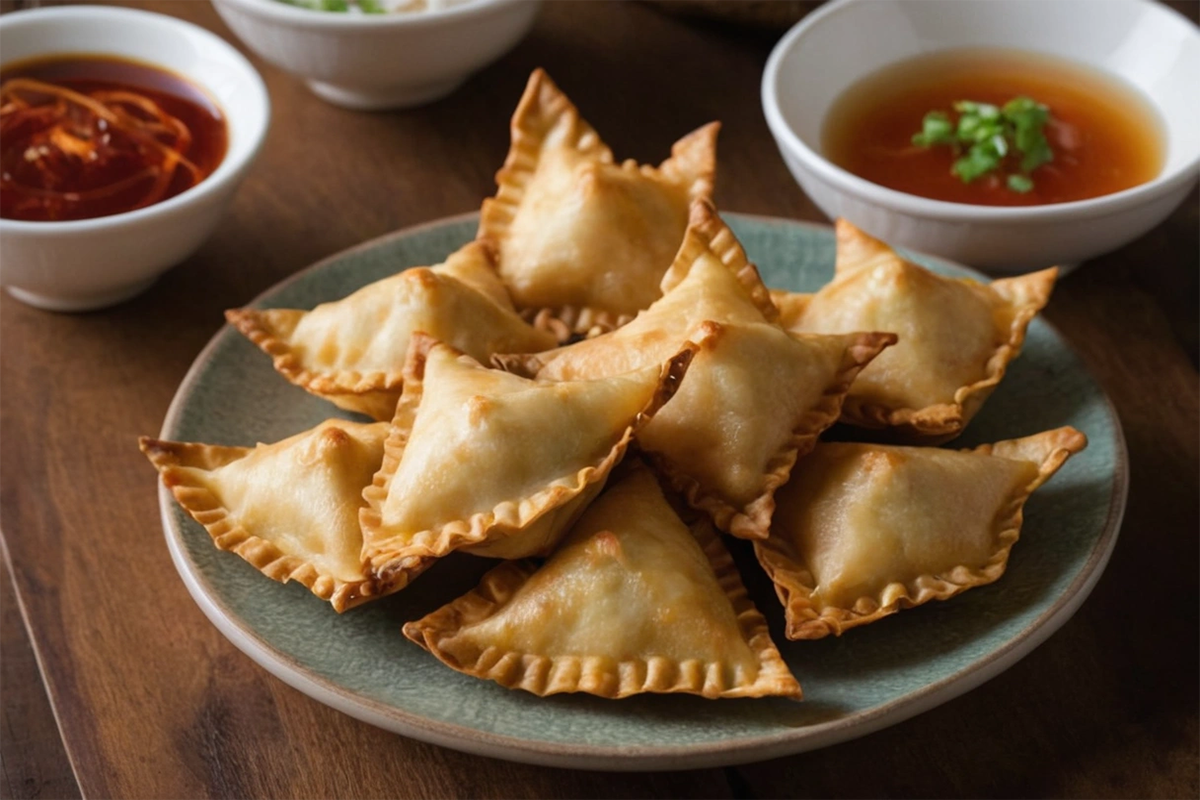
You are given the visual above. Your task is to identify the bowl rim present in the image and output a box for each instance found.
[761,0,1200,223]
[211,0,532,30]
[0,4,270,234]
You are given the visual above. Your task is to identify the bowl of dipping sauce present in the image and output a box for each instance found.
[0,5,269,311]
[761,0,1200,273]
[211,0,540,110]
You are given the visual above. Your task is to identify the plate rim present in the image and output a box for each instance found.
[157,211,1129,771]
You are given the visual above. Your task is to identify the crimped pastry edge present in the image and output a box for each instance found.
[837,267,1059,442]
[139,434,427,612]
[477,68,719,337]
[225,306,404,421]
[489,197,782,380]
[663,198,780,324]
[402,495,801,700]
[752,426,1088,639]
[224,248,554,422]
[645,324,897,540]
[358,334,697,574]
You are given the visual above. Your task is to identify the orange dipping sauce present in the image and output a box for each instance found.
[0,55,227,222]
[821,49,1165,207]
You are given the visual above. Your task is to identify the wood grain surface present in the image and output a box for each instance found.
[2,1,1197,798]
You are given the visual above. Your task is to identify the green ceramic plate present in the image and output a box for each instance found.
[158,213,1126,770]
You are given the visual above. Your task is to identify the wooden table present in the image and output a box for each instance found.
[3,2,1197,797]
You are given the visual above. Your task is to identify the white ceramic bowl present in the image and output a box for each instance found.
[0,6,269,312]
[762,0,1200,273]
[212,0,541,110]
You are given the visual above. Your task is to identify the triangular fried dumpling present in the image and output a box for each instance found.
[638,320,895,540]
[753,427,1087,639]
[478,68,719,335]
[498,202,893,539]
[773,220,1057,441]
[359,335,696,572]
[497,199,779,381]
[140,420,428,611]
[226,241,556,421]
[403,461,802,699]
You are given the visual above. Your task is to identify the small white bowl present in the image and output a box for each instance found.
[762,0,1200,273]
[0,6,269,312]
[212,0,541,111]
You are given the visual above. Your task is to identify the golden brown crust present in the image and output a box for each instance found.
[839,266,1057,443]
[477,69,611,279]
[139,435,427,612]
[769,288,811,327]
[225,242,552,421]
[403,497,801,700]
[519,305,637,343]
[659,121,720,201]
[781,220,1058,442]
[513,123,720,343]
[645,324,897,540]
[975,425,1088,492]
[478,69,719,336]
[489,350,544,378]
[491,198,783,382]
[225,306,411,421]
[358,334,697,570]
[663,199,779,324]
[833,216,888,275]
[752,427,1088,639]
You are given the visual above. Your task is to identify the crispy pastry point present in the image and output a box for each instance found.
[497,199,896,539]
[637,318,895,540]
[478,68,719,336]
[493,198,781,381]
[772,219,1057,442]
[226,240,555,421]
[140,420,428,612]
[358,333,697,573]
[754,426,1087,639]
[403,460,802,700]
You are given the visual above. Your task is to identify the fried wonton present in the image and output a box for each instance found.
[754,427,1087,639]
[140,420,427,611]
[499,200,894,538]
[359,334,696,575]
[226,241,556,422]
[478,68,719,336]
[403,460,802,699]
[498,198,779,381]
[772,220,1057,441]
[638,320,895,540]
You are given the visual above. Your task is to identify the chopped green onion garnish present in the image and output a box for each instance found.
[912,112,955,147]
[912,95,1053,192]
[1007,174,1034,193]
[952,143,1001,183]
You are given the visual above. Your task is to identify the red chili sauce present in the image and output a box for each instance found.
[0,55,227,222]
